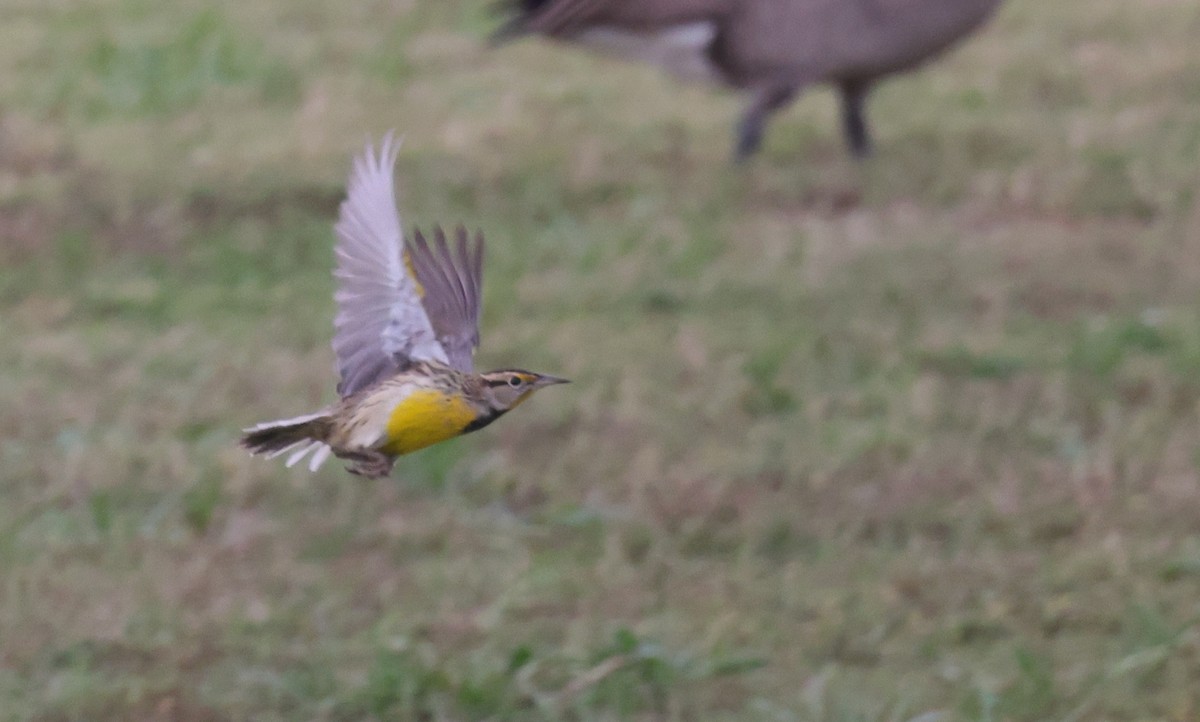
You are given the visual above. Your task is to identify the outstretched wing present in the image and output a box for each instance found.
[406,226,484,373]
[331,133,450,397]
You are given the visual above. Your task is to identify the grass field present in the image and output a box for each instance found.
[3,0,1200,719]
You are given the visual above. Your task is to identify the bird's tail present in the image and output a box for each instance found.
[240,411,335,472]
[489,0,544,44]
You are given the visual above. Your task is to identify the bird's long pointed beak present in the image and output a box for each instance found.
[535,374,570,388]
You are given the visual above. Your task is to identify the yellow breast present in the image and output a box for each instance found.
[379,388,480,456]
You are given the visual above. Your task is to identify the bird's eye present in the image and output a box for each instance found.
[508,376,523,388]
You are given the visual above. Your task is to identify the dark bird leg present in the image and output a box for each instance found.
[341,449,395,479]
[735,83,796,162]
[839,80,872,158]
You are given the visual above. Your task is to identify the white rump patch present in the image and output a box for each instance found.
[577,22,721,84]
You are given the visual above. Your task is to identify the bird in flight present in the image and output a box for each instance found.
[241,134,568,478]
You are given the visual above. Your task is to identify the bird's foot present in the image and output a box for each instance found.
[343,450,396,479]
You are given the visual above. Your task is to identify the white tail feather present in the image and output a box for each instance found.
[286,442,319,468]
[242,410,327,433]
[242,410,334,473]
[308,444,332,471]
[282,441,334,471]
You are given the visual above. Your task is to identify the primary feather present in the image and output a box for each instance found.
[331,133,449,397]
[406,226,484,373]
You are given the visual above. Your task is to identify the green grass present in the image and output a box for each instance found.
[3,0,1200,719]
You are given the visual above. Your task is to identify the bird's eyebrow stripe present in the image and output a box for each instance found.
[485,373,534,387]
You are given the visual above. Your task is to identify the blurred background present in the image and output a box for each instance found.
[2,0,1200,719]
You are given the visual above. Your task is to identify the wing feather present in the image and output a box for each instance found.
[331,133,449,397]
[405,226,484,372]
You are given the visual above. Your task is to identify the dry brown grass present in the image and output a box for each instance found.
[3,0,1200,719]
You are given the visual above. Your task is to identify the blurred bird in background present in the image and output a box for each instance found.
[241,134,568,479]
[494,0,1003,160]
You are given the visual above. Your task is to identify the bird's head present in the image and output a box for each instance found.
[480,369,570,411]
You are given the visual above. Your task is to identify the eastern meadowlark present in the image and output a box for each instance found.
[240,134,568,479]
